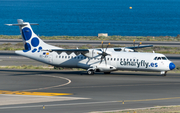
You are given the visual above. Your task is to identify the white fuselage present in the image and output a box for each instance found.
[16,49,172,72]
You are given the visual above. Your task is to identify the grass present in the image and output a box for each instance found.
[0,35,180,41]
[0,42,24,51]
[0,65,52,70]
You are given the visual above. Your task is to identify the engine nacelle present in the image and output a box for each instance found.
[82,49,101,58]
[122,48,134,52]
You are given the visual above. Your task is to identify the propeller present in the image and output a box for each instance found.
[98,41,111,64]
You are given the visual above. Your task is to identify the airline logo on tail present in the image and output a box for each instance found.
[5,19,43,53]
[22,27,43,53]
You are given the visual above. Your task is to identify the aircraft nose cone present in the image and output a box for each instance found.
[169,62,176,70]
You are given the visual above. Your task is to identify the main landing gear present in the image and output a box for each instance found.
[87,70,111,75]
[87,70,94,75]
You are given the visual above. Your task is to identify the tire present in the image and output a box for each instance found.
[87,71,94,75]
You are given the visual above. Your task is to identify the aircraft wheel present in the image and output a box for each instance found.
[87,70,94,75]
[163,71,167,76]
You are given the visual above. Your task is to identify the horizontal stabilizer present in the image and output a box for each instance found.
[5,19,38,26]
[5,23,38,26]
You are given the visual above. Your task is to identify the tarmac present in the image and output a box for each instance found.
[0,69,180,113]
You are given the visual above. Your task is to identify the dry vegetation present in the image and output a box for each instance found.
[0,35,180,41]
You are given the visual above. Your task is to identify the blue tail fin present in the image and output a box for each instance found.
[6,19,59,53]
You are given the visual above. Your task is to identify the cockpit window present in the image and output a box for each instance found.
[157,57,161,60]
[161,57,167,60]
[154,56,168,60]
[154,57,157,60]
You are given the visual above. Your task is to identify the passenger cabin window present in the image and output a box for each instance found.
[117,58,119,61]
[114,58,116,61]
[59,56,61,58]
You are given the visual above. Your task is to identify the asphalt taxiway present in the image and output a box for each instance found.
[0,69,180,113]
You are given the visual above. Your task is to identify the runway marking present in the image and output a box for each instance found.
[0,96,180,109]
[22,74,72,91]
[0,90,72,96]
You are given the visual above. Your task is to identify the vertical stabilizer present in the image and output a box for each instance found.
[5,19,60,53]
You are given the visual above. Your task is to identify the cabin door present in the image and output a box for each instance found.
[48,55,53,63]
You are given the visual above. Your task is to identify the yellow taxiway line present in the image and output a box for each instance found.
[0,90,72,96]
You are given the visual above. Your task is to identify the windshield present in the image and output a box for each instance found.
[154,56,168,60]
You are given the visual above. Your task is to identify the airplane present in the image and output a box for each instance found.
[5,19,176,76]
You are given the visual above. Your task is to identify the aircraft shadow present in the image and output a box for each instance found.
[0,69,163,77]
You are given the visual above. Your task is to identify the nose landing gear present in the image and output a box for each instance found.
[161,71,167,76]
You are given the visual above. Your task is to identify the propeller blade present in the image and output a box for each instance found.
[100,56,103,64]
[104,56,107,65]
[133,40,135,47]
[105,43,110,52]
[101,41,104,52]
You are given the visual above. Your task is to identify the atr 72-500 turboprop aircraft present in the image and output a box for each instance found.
[6,19,176,76]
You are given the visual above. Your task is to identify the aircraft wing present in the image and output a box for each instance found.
[114,45,153,51]
[126,45,153,49]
